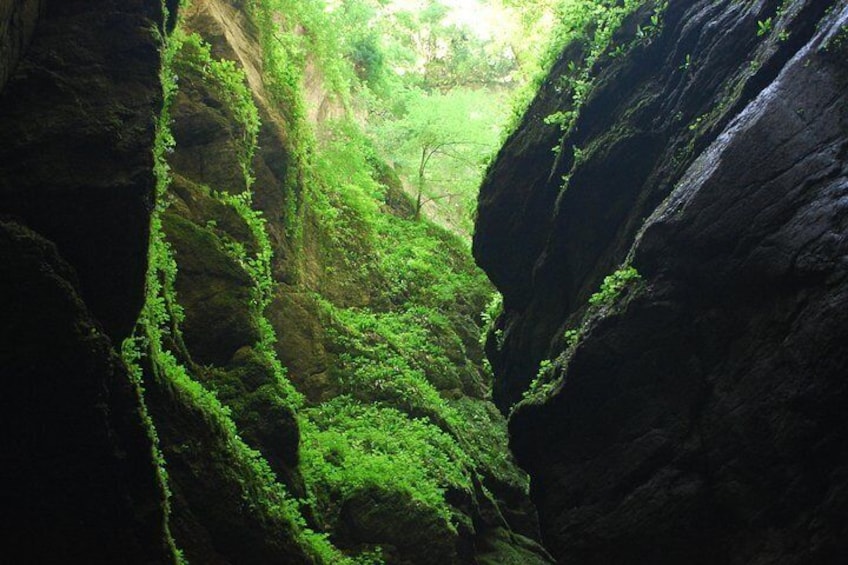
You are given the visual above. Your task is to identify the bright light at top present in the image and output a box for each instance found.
[387,0,514,41]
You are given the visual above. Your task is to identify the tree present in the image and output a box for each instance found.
[375,87,507,229]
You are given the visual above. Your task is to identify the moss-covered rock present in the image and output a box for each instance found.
[475,527,553,565]
[336,485,463,565]
[163,210,258,366]
[477,1,848,563]
[267,289,334,401]
[169,174,257,251]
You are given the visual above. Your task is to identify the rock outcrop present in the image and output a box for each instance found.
[475,0,848,563]
[0,0,170,339]
[0,2,174,561]
[0,221,174,563]
[152,1,553,563]
[0,0,41,90]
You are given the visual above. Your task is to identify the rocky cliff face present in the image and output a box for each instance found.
[0,0,176,562]
[0,0,41,89]
[129,0,552,563]
[0,0,172,338]
[475,0,848,563]
[3,0,550,561]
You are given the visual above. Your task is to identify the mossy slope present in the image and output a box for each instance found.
[127,0,552,563]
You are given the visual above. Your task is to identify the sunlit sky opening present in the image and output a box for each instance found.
[388,0,514,41]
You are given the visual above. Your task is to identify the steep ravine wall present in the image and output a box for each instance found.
[139,0,553,563]
[0,0,172,338]
[0,0,176,562]
[475,0,848,563]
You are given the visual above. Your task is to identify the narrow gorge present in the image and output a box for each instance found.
[1,1,846,564]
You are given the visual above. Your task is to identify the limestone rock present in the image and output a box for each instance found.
[475,1,848,563]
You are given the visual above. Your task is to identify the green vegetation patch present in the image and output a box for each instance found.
[588,265,642,307]
[301,397,473,530]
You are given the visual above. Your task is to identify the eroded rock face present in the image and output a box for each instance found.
[0,1,175,561]
[475,0,848,563]
[0,0,42,89]
[0,222,172,564]
[0,0,168,339]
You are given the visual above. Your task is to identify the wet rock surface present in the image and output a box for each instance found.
[475,0,848,563]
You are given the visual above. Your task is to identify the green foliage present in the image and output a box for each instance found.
[126,14,351,563]
[505,0,663,140]
[119,20,188,562]
[173,32,261,188]
[447,397,528,492]
[516,267,644,405]
[543,110,574,130]
[522,359,558,403]
[121,338,186,565]
[140,3,544,563]
[480,291,504,347]
[312,119,385,248]
[588,266,642,307]
[373,87,509,232]
[320,301,461,414]
[757,17,773,37]
[301,397,472,529]
[213,188,305,412]
[172,27,304,413]
[248,0,355,107]
[376,216,490,309]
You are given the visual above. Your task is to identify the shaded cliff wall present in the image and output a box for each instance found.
[0,0,42,89]
[475,0,848,563]
[144,1,553,563]
[0,0,170,338]
[0,0,176,562]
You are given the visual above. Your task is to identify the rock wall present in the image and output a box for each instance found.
[0,222,173,564]
[475,0,848,563]
[152,1,553,563]
[0,0,170,339]
[0,0,175,562]
[0,0,42,90]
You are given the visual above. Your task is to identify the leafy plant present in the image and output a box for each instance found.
[125,16,349,564]
[480,292,504,347]
[522,359,558,403]
[588,266,642,307]
[301,397,472,529]
[564,329,580,348]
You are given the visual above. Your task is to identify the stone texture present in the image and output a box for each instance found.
[0,0,168,339]
[474,0,848,563]
[0,1,174,561]
[163,210,259,367]
[0,221,173,564]
[142,363,314,565]
[337,485,464,565]
[0,0,42,90]
[475,0,841,410]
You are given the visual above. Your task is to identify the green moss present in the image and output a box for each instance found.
[173,32,260,189]
[302,397,472,529]
[126,11,349,562]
